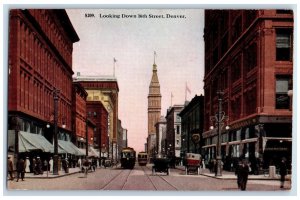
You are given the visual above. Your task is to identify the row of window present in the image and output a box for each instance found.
[19,19,72,100]
[28,10,73,66]
[206,27,293,73]
[205,75,291,130]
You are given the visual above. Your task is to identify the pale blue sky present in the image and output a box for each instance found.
[67,9,205,152]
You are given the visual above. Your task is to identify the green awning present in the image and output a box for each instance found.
[8,130,64,153]
[58,140,85,156]
[79,147,99,157]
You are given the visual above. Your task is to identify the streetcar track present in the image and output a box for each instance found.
[144,165,179,190]
[100,167,133,190]
[121,168,133,190]
[99,169,123,190]
[141,165,158,190]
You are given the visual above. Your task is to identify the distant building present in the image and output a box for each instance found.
[165,105,184,159]
[117,119,127,160]
[155,116,166,156]
[203,10,293,171]
[72,82,88,148]
[179,95,204,157]
[86,101,108,157]
[147,58,162,155]
[122,129,128,149]
[74,75,119,160]
[147,134,157,161]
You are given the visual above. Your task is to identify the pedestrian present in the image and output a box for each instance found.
[279,157,287,189]
[62,158,69,173]
[7,156,14,180]
[36,157,43,174]
[58,157,62,172]
[202,159,206,170]
[237,160,249,191]
[32,157,37,174]
[82,157,90,177]
[49,157,53,173]
[25,157,30,173]
[235,160,242,189]
[43,159,48,171]
[16,157,26,182]
[77,157,82,172]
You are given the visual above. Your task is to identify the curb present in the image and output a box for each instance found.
[175,167,284,181]
[24,170,81,179]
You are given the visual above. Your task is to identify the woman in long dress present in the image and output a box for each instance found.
[25,157,30,173]
[49,157,53,173]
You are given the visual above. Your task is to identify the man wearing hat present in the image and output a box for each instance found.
[279,157,288,189]
[16,157,26,181]
[7,156,14,180]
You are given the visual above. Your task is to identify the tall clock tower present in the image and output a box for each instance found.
[148,56,162,136]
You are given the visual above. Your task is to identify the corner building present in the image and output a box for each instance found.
[203,10,293,172]
[8,9,79,160]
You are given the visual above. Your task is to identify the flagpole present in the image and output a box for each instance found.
[171,92,173,107]
[113,57,117,77]
[113,58,115,77]
[185,82,187,102]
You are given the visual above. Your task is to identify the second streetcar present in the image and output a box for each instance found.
[137,152,148,166]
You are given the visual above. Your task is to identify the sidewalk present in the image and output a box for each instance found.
[24,168,81,179]
[23,165,118,179]
[175,166,292,181]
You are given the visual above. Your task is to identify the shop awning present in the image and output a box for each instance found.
[7,130,65,153]
[58,140,85,156]
[79,146,99,157]
[89,146,99,157]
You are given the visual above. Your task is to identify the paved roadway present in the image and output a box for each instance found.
[6,163,292,193]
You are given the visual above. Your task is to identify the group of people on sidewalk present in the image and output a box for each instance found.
[7,156,26,182]
[235,157,288,191]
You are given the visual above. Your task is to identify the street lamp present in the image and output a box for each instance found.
[210,90,229,177]
[53,89,60,175]
[11,116,20,165]
[85,116,89,157]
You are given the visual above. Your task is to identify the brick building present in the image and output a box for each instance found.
[87,101,108,157]
[203,10,293,172]
[72,82,88,148]
[8,9,79,161]
[73,75,119,160]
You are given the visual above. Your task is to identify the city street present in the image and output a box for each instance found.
[6,163,291,192]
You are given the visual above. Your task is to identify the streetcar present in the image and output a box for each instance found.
[120,147,136,169]
[137,152,148,166]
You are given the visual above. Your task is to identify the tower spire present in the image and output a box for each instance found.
[153,51,157,71]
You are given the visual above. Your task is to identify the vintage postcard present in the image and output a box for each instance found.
[4,5,295,196]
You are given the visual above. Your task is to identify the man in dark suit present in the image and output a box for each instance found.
[7,157,14,180]
[16,157,26,181]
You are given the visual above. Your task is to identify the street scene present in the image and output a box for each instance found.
[7,163,291,191]
[5,8,294,194]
